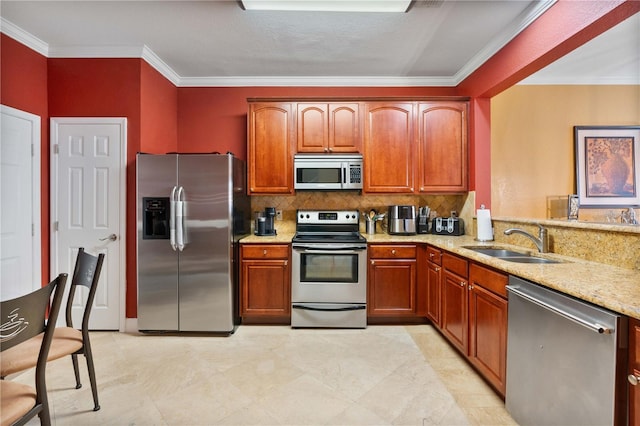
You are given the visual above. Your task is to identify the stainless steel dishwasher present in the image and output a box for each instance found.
[506,276,627,426]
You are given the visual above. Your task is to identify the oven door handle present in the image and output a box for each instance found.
[292,304,366,312]
[294,246,367,253]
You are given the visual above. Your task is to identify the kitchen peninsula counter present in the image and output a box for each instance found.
[241,231,640,320]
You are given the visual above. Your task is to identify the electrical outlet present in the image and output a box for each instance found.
[276,210,283,221]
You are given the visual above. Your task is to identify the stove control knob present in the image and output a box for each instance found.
[306,214,310,219]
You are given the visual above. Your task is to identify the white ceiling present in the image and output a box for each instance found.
[1,1,638,87]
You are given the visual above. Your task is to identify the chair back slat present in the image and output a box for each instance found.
[1,283,56,351]
[65,248,105,329]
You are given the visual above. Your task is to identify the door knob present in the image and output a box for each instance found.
[100,233,117,242]
[629,374,640,386]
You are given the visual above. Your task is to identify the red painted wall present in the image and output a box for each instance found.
[177,87,458,158]
[1,34,50,283]
[141,62,178,154]
[48,58,143,318]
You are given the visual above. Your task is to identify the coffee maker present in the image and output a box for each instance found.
[255,207,277,236]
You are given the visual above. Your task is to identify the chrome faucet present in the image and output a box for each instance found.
[504,224,549,253]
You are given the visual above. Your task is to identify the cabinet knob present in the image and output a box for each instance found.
[468,285,473,290]
[435,267,440,272]
[263,249,267,255]
[629,374,640,386]
[284,260,288,266]
[429,253,434,258]
[328,148,333,152]
[391,249,396,255]
[460,281,466,287]
[324,147,329,152]
[371,260,375,265]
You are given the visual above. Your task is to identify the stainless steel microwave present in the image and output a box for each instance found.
[293,154,363,190]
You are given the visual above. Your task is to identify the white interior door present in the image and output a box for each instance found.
[0,105,41,300]
[51,118,126,330]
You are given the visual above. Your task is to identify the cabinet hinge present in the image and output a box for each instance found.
[53,144,59,154]
[53,221,59,232]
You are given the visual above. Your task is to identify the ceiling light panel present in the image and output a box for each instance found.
[241,0,412,13]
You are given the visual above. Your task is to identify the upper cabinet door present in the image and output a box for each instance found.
[297,103,360,153]
[363,102,415,193]
[417,102,468,193]
[328,103,360,153]
[248,103,294,194]
[297,103,328,152]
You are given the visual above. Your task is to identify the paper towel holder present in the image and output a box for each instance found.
[475,204,494,242]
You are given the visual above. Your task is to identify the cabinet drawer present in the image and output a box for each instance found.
[426,246,442,265]
[369,245,417,259]
[241,244,289,259]
[469,263,508,298]
[442,252,468,278]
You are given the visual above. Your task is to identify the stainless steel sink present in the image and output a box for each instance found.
[465,248,529,257]
[498,256,562,264]
[462,246,564,264]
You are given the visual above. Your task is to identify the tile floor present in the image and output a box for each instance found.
[14,324,517,425]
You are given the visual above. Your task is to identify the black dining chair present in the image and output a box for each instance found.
[53,247,105,411]
[0,273,68,426]
[0,248,105,412]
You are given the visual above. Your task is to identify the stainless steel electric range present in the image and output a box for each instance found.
[291,210,367,328]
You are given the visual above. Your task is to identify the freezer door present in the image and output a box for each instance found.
[178,155,234,332]
[137,154,179,331]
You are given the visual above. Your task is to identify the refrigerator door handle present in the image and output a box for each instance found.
[170,186,178,251]
[176,186,185,251]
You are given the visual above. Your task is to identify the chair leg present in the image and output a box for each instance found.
[84,343,100,411]
[71,353,82,389]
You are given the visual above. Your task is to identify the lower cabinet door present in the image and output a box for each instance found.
[241,259,290,317]
[441,270,468,354]
[368,258,417,316]
[468,284,508,396]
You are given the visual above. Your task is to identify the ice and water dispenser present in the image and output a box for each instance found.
[142,197,170,239]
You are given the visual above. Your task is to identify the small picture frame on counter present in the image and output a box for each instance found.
[568,194,579,220]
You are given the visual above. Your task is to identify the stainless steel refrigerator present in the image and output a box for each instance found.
[136,153,250,333]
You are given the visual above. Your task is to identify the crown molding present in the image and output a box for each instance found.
[141,46,181,86]
[177,75,457,87]
[519,75,640,85]
[452,0,556,85]
[0,17,49,56]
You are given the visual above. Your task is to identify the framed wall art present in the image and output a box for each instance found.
[574,125,640,207]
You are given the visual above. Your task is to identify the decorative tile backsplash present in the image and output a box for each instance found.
[251,193,468,222]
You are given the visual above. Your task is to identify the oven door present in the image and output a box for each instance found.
[291,244,367,303]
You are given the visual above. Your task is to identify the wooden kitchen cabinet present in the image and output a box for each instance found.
[297,103,361,153]
[468,263,508,396]
[629,318,640,425]
[441,252,469,354]
[247,102,294,194]
[240,244,291,323]
[368,244,418,317]
[417,102,468,193]
[363,102,416,193]
[425,245,442,326]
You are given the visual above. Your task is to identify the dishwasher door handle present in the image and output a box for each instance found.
[507,285,612,334]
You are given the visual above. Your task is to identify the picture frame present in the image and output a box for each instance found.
[574,126,640,207]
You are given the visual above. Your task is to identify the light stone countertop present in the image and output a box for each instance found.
[241,231,640,320]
